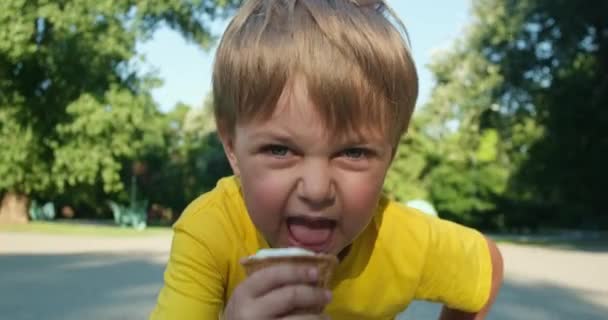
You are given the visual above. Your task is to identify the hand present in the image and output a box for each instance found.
[224,264,332,319]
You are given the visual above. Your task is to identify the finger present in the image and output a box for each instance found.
[280,314,331,320]
[257,284,331,316]
[246,264,319,296]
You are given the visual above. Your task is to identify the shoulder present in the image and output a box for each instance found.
[374,198,434,246]
[377,198,483,244]
[335,198,439,301]
[173,176,248,248]
[373,197,487,265]
[366,198,436,274]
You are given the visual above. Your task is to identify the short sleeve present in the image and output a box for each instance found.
[149,221,225,319]
[414,217,492,312]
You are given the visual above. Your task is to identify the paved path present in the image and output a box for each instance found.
[1,232,607,320]
[399,243,608,320]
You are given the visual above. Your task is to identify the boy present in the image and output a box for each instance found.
[151,0,503,319]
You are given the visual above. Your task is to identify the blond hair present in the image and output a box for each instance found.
[212,0,418,145]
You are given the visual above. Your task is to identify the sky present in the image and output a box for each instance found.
[138,0,471,113]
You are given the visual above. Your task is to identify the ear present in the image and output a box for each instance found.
[218,129,241,176]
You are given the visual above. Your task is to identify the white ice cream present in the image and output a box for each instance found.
[251,247,316,259]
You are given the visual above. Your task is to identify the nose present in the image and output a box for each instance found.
[296,159,335,208]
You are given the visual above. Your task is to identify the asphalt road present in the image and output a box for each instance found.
[1,233,607,320]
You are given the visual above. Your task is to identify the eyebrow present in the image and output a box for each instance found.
[248,128,389,151]
[247,128,278,138]
[249,130,295,144]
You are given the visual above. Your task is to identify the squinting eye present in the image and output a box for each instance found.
[342,148,367,159]
[263,145,289,157]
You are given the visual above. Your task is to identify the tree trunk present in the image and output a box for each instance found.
[0,192,29,224]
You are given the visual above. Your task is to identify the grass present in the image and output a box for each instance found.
[493,234,608,252]
[3,221,606,251]
[0,220,172,237]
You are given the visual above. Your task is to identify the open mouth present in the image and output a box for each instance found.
[286,216,337,252]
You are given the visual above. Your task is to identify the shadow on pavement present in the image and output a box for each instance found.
[0,253,168,320]
[2,253,607,320]
[400,276,608,320]
[489,277,608,320]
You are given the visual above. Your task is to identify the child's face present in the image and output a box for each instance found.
[222,80,394,255]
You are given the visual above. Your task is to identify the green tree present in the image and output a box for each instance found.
[384,120,432,203]
[411,0,608,229]
[140,98,231,219]
[393,37,509,228]
[465,0,608,228]
[0,0,241,222]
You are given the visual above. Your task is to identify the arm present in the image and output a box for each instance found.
[438,237,504,320]
[150,227,225,319]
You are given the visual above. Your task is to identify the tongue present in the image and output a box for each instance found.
[288,224,332,245]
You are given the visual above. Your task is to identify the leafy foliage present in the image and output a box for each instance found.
[139,99,231,216]
[386,0,608,230]
[0,0,240,220]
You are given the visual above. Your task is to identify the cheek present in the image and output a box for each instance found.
[239,168,292,228]
[345,180,383,215]
[340,170,387,223]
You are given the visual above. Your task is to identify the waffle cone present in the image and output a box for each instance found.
[241,253,338,288]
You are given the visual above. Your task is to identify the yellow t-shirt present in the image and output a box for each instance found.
[150,176,492,320]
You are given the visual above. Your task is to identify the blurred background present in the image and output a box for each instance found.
[1,0,607,319]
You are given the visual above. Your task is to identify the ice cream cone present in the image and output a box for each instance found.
[241,252,338,288]
[241,249,338,314]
